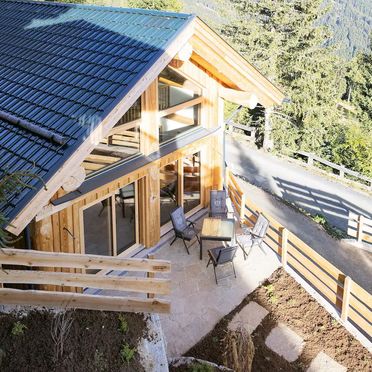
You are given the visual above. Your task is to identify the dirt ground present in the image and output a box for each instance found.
[0,309,146,372]
[184,268,371,371]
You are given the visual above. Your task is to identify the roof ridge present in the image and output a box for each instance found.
[1,0,194,19]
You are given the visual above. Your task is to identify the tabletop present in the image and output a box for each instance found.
[201,218,234,240]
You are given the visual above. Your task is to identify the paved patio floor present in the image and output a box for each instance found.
[155,216,281,357]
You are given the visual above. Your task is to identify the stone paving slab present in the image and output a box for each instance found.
[307,352,347,372]
[228,301,269,335]
[265,323,304,362]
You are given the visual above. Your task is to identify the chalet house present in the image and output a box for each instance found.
[0,0,284,270]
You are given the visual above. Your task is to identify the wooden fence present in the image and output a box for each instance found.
[295,151,372,190]
[226,168,372,338]
[226,121,257,141]
[0,249,171,313]
[347,213,372,245]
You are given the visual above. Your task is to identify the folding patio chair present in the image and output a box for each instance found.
[209,190,228,219]
[236,213,269,260]
[170,206,200,254]
[207,245,238,284]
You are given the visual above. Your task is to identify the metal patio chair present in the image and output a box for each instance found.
[209,190,228,219]
[170,206,200,254]
[207,245,238,284]
[236,213,269,260]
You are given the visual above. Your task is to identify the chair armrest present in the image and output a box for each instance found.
[251,232,263,239]
[186,218,196,227]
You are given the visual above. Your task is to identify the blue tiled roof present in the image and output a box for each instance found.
[0,0,194,228]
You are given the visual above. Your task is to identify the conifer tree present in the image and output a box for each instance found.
[221,0,347,155]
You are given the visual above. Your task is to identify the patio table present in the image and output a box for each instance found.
[200,217,235,260]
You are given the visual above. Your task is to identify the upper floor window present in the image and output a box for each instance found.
[82,98,141,176]
[158,67,203,143]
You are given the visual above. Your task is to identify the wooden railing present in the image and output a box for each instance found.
[347,213,372,245]
[226,121,256,141]
[226,168,372,338]
[295,151,372,190]
[0,249,171,313]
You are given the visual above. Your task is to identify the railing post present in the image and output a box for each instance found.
[281,228,289,268]
[341,276,352,322]
[357,215,364,244]
[307,155,313,167]
[339,165,345,179]
[240,193,246,223]
[225,166,230,190]
[147,254,155,299]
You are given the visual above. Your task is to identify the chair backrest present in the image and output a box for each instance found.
[252,213,269,238]
[210,190,227,214]
[216,246,238,264]
[170,206,187,233]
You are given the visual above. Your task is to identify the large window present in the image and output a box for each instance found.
[183,152,201,213]
[83,183,137,263]
[82,98,141,176]
[160,161,178,226]
[158,67,202,143]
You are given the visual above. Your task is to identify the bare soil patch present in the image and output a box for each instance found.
[0,309,146,372]
[184,268,371,371]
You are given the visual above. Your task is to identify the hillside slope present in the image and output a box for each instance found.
[183,0,371,59]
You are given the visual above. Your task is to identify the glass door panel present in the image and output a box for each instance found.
[160,161,178,225]
[183,152,201,213]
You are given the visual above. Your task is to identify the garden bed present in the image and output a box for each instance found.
[0,309,147,371]
[183,268,371,371]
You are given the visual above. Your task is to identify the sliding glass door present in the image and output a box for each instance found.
[83,182,137,261]
[160,161,178,226]
[183,152,201,213]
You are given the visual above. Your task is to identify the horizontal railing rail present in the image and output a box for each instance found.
[226,167,372,338]
[347,212,372,245]
[295,151,372,190]
[226,121,256,141]
[0,249,171,313]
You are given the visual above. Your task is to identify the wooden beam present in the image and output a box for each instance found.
[158,96,203,118]
[0,249,171,273]
[0,288,171,313]
[6,20,195,236]
[140,79,159,155]
[0,270,170,294]
[219,87,258,108]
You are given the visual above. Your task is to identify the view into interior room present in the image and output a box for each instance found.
[160,160,179,226]
[158,67,202,143]
[83,183,137,265]
[183,152,201,213]
[82,98,142,176]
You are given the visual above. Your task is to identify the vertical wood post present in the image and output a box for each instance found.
[307,155,313,167]
[281,228,289,268]
[341,276,352,322]
[240,193,246,223]
[357,215,364,243]
[147,254,155,299]
[225,166,230,190]
[339,166,345,179]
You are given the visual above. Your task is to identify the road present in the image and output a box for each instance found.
[225,135,372,291]
[226,135,372,232]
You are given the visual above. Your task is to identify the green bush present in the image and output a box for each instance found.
[11,321,27,336]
